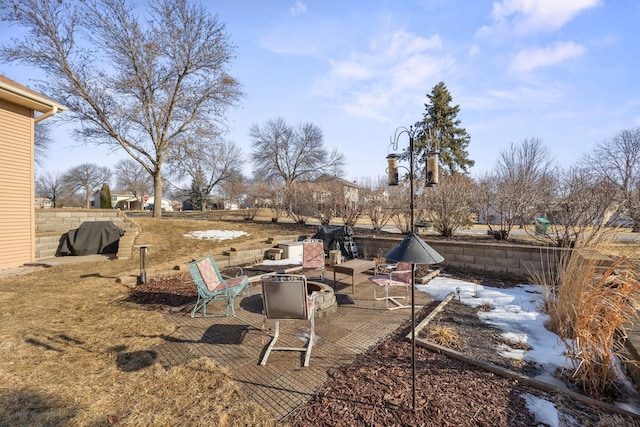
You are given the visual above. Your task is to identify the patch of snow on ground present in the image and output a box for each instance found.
[416,276,573,423]
[257,258,302,266]
[522,393,561,427]
[183,230,248,241]
[417,277,568,371]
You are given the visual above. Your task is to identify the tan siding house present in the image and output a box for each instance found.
[0,75,66,270]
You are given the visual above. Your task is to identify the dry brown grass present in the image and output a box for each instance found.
[531,236,640,396]
[427,324,461,348]
[0,216,316,426]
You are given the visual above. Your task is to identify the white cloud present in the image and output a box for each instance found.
[330,59,373,80]
[509,41,586,73]
[340,90,391,121]
[487,83,564,105]
[313,30,451,120]
[479,0,602,37]
[290,1,307,16]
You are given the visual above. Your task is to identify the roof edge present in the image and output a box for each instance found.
[0,75,67,114]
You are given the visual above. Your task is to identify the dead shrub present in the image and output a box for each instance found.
[531,239,640,396]
[477,300,493,312]
[428,324,461,348]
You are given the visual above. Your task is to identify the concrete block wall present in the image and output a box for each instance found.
[218,245,273,268]
[355,235,569,281]
[35,209,138,260]
[35,209,131,233]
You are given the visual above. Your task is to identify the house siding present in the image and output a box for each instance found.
[0,98,34,270]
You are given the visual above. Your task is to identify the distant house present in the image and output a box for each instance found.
[142,196,174,212]
[0,75,66,270]
[35,197,53,209]
[313,174,360,208]
[92,190,143,210]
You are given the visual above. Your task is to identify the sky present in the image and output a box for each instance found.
[2,0,639,183]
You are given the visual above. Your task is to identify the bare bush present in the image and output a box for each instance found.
[421,173,474,237]
[531,243,640,396]
[288,182,317,224]
[475,138,554,239]
[535,167,618,247]
[358,177,396,232]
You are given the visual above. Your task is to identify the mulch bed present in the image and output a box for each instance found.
[127,267,640,426]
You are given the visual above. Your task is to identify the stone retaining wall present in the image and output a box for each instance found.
[36,209,130,233]
[354,235,569,280]
[35,209,138,260]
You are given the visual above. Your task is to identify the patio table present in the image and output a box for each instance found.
[332,258,376,294]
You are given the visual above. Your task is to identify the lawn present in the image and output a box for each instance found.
[0,215,314,426]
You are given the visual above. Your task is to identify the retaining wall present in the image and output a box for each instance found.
[354,235,570,280]
[35,209,138,260]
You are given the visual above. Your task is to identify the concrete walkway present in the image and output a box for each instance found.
[152,274,433,421]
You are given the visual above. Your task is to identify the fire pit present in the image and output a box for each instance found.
[307,281,337,318]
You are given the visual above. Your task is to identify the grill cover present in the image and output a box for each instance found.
[58,221,124,256]
[312,225,359,259]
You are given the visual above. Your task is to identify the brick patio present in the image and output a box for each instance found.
[153,273,433,421]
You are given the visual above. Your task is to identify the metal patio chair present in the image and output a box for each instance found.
[188,255,249,318]
[302,238,325,281]
[369,261,418,310]
[260,274,318,367]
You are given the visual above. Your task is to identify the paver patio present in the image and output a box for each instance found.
[152,273,433,421]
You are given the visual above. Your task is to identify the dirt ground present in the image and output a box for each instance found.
[129,269,640,426]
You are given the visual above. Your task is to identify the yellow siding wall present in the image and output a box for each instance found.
[0,98,34,270]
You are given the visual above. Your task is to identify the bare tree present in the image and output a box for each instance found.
[1,0,242,218]
[585,127,640,232]
[421,173,474,237]
[358,176,396,232]
[478,138,555,239]
[536,166,617,247]
[250,117,346,214]
[35,170,65,208]
[167,136,243,210]
[34,121,53,168]
[114,159,152,208]
[62,163,112,209]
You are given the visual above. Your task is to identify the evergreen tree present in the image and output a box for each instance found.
[414,82,474,175]
[189,166,209,211]
[99,183,112,209]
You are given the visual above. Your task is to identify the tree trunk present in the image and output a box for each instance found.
[152,169,163,218]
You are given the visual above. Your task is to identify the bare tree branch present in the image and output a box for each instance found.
[62,163,112,209]
[1,0,242,217]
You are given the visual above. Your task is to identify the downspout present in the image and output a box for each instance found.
[34,105,59,123]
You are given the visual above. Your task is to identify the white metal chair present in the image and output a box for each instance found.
[369,261,419,310]
[260,274,318,367]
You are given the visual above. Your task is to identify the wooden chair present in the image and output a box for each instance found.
[188,255,249,318]
[260,274,318,367]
